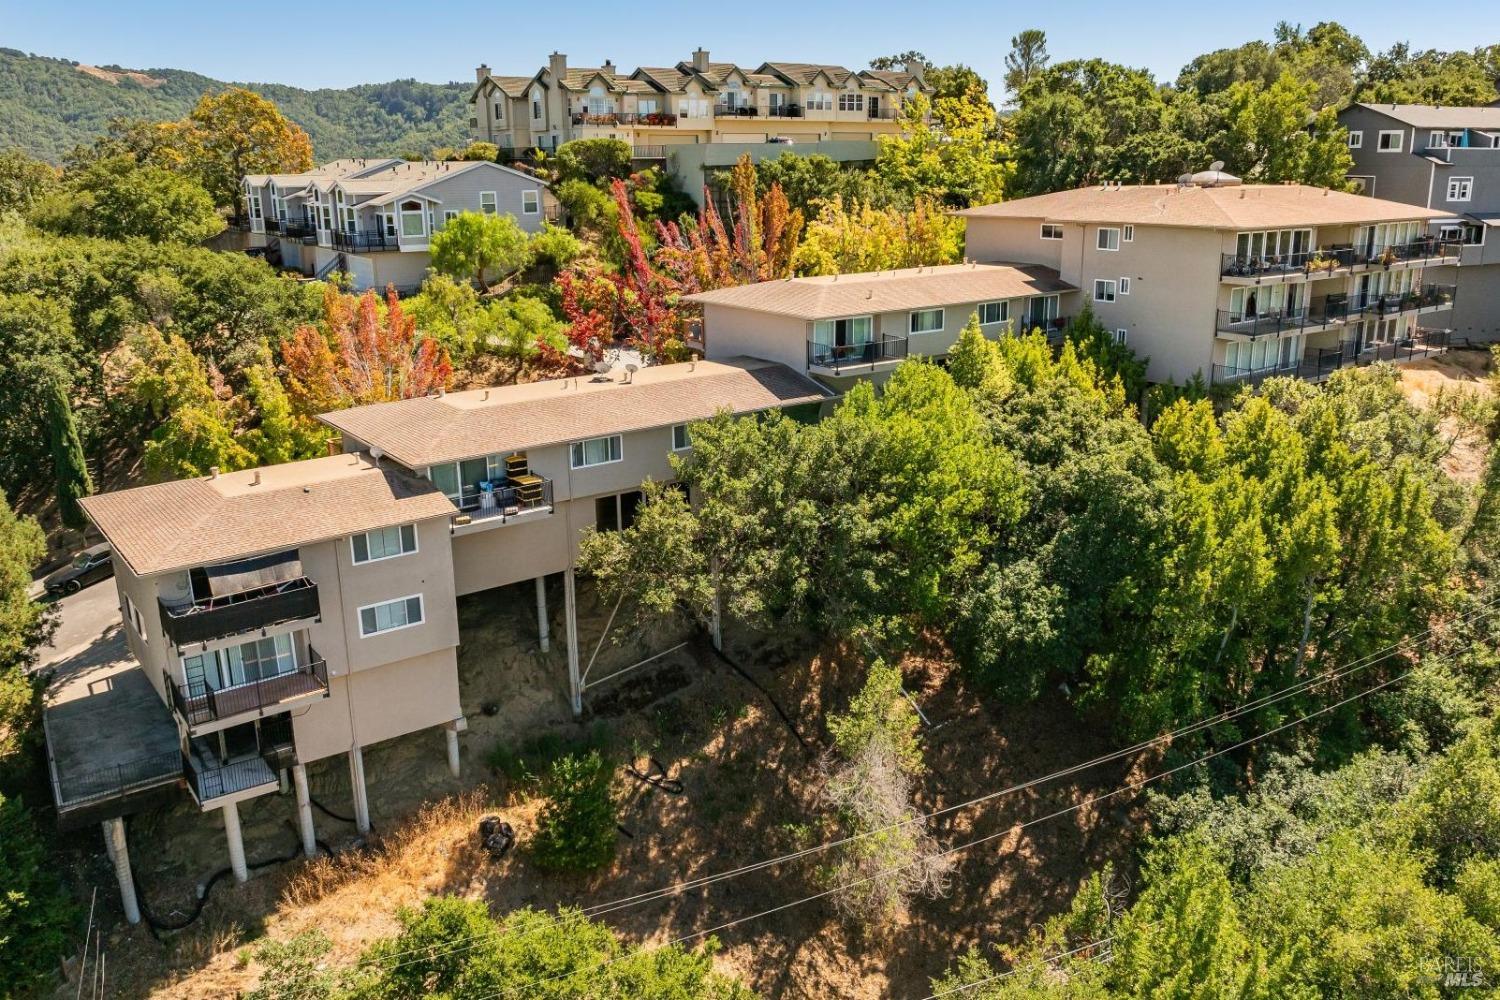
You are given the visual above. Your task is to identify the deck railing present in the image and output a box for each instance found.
[169,647,329,729]
[807,336,909,373]
[1220,239,1460,278]
[158,578,320,647]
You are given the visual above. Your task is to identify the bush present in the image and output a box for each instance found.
[531,749,617,872]
[553,138,633,186]
[0,793,77,992]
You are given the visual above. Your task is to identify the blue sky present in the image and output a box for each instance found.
[5,0,1496,94]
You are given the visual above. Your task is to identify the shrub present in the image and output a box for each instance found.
[0,793,77,992]
[826,659,922,774]
[531,749,617,872]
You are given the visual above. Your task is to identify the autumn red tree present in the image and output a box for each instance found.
[653,154,802,293]
[282,284,452,412]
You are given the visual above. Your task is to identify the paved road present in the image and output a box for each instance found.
[35,581,124,674]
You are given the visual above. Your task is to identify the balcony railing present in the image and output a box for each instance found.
[868,108,901,120]
[169,647,329,729]
[766,104,804,118]
[1217,285,1457,337]
[807,336,909,373]
[182,715,294,804]
[1212,327,1451,386]
[569,111,682,127]
[1220,239,1460,279]
[331,230,401,253]
[715,104,759,117]
[158,577,320,647]
[275,218,318,239]
[632,145,667,160]
[455,478,556,525]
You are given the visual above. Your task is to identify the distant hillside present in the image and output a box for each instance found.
[0,48,473,162]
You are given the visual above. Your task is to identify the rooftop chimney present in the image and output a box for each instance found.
[475,63,490,85]
[903,59,925,83]
[602,59,615,75]
[693,48,710,72]
[549,52,568,82]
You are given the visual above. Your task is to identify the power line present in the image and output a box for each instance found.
[360,597,1494,978]
[917,935,1117,999]
[464,659,1422,999]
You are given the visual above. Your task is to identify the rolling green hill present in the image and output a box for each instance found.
[0,48,473,162]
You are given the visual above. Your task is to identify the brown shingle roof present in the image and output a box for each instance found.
[759,62,856,86]
[635,66,691,92]
[318,358,829,469]
[79,454,455,577]
[956,184,1449,229]
[681,263,1075,319]
[1354,103,1500,130]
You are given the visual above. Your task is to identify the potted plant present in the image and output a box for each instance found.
[1378,246,1398,267]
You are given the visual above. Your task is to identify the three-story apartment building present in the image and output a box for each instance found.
[1340,103,1500,342]
[242,159,552,292]
[46,358,827,924]
[469,49,931,157]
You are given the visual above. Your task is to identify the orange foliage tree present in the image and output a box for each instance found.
[282,284,452,413]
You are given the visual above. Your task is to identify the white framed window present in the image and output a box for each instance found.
[571,434,623,469]
[1378,130,1403,152]
[807,92,833,111]
[1093,279,1117,303]
[522,190,540,215]
[479,191,497,215]
[838,93,864,111]
[399,200,426,238]
[1122,225,1134,242]
[358,594,424,637]
[443,210,458,225]
[978,301,1008,325]
[1040,223,1063,240]
[672,424,692,451]
[1447,177,1473,203]
[1347,130,1363,149]
[1114,329,1128,345]
[352,524,417,565]
[909,308,944,334]
[1097,227,1121,251]
[1119,277,1131,295]
[125,595,148,643]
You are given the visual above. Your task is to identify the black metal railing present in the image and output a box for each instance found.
[1216,307,1310,337]
[457,478,556,521]
[331,230,401,252]
[1220,239,1460,278]
[53,750,182,810]
[169,647,329,729]
[1217,285,1457,337]
[807,336,909,373]
[158,578,320,647]
[766,104,804,118]
[182,715,295,802]
[867,108,901,120]
[715,104,759,117]
[1212,327,1451,386]
[1019,314,1071,338]
[496,148,545,164]
[276,218,318,239]
[1350,283,1456,315]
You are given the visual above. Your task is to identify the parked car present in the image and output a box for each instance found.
[44,543,114,596]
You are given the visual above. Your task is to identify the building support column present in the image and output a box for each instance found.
[535,575,550,653]
[101,818,140,925]
[349,744,371,835]
[564,567,582,718]
[223,802,248,883]
[291,764,316,859]
[445,721,461,778]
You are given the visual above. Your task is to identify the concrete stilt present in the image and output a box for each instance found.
[445,722,461,778]
[102,818,140,925]
[535,575,551,652]
[223,802,248,883]
[291,764,316,859]
[564,567,582,718]
[349,744,371,834]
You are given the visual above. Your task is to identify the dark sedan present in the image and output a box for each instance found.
[44,543,114,597]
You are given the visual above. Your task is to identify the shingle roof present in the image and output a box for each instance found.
[318,358,829,469]
[635,66,692,92]
[681,263,1074,319]
[1354,103,1500,130]
[956,184,1449,229]
[759,62,856,86]
[79,453,455,577]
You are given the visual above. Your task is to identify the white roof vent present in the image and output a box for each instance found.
[1190,161,1241,188]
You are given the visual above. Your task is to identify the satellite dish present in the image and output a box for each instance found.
[592,360,611,374]
[625,363,639,374]
[1178,173,1194,185]
[1210,160,1225,172]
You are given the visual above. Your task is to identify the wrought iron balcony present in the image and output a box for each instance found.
[158,578,320,647]
[766,104,804,118]
[182,714,295,804]
[807,336,909,374]
[168,647,329,730]
[715,104,759,117]
[1219,239,1459,279]
[1212,327,1451,386]
[275,218,318,239]
[331,230,401,253]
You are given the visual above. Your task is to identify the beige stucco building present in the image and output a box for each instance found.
[47,358,826,923]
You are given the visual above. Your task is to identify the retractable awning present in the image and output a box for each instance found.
[203,550,303,597]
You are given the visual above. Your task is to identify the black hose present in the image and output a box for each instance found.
[704,636,815,755]
[626,757,685,794]
[309,793,359,826]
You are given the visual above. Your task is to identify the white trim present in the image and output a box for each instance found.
[1377,130,1404,153]
[1096,227,1121,251]
[350,523,419,565]
[356,593,426,637]
[1446,176,1473,203]
[125,594,148,643]
[1093,279,1117,303]
[1118,277,1131,295]
[479,191,498,215]
[570,434,624,469]
[522,189,540,215]
[1122,225,1134,243]
[671,424,692,452]
[909,307,945,334]
[1114,329,1127,345]
[977,300,1008,325]
[1040,223,1063,241]
[1347,130,1363,149]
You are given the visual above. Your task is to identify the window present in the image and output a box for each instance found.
[672,424,692,451]
[469,117,478,129]
[1378,130,1403,152]
[1447,177,1473,202]
[813,315,874,351]
[479,191,497,215]
[1114,329,1128,345]
[909,308,944,334]
[838,93,864,111]
[352,524,417,564]
[638,99,659,114]
[493,102,504,120]
[522,190,540,215]
[531,88,543,120]
[978,301,1009,325]
[1040,223,1063,240]
[1119,277,1131,295]
[399,200,426,239]
[595,490,643,532]
[1123,225,1134,242]
[807,92,833,111]
[571,434,623,468]
[443,210,458,225]
[1347,130,1363,149]
[359,595,424,637]
[1097,227,1121,251]
[1093,279,1117,303]
[125,595,148,642]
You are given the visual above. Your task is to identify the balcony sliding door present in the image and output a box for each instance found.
[813,316,873,362]
[182,633,296,693]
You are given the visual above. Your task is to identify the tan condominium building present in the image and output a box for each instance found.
[46,359,827,924]
[239,158,553,293]
[469,49,932,158]
[685,173,1460,391]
